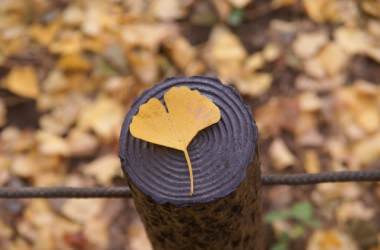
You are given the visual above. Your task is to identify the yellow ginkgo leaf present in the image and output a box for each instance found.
[129,86,221,195]
[3,66,39,99]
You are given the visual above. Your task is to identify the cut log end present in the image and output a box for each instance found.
[120,76,258,205]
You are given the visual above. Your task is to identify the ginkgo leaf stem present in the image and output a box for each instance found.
[183,149,194,195]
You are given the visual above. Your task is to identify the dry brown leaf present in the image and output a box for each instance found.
[317,42,348,76]
[57,53,91,71]
[298,92,322,112]
[128,218,153,250]
[36,131,69,156]
[62,199,104,223]
[334,27,373,55]
[49,31,82,55]
[205,26,247,80]
[128,49,159,85]
[67,129,99,157]
[165,36,197,71]
[361,0,380,18]
[82,154,121,185]
[314,183,361,202]
[11,154,38,178]
[293,31,328,59]
[235,73,272,97]
[130,86,221,195]
[352,133,380,166]
[83,218,109,249]
[304,58,326,79]
[42,70,68,93]
[303,0,330,22]
[78,96,124,140]
[269,138,296,170]
[0,98,6,127]
[336,201,375,223]
[62,5,83,25]
[228,0,250,8]
[307,229,358,250]
[3,66,39,99]
[303,150,321,174]
[303,0,358,24]
[272,0,296,8]
[39,102,79,135]
[29,20,60,46]
[122,23,178,51]
[244,53,265,72]
[150,0,186,21]
[262,43,281,62]
[0,127,36,153]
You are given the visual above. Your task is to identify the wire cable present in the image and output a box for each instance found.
[0,170,379,199]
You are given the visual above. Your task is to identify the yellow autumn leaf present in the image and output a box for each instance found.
[129,86,221,195]
[58,53,91,71]
[3,66,39,99]
[29,20,61,46]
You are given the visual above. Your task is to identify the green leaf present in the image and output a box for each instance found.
[289,225,305,239]
[271,241,288,250]
[228,8,244,26]
[290,202,313,222]
[304,218,321,228]
[265,210,291,223]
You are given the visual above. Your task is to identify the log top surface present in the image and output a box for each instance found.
[119,76,258,205]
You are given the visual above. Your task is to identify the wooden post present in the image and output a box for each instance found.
[119,76,262,250]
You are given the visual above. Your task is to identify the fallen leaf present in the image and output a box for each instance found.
[228,0,250,8]
[62,199,104,223]
[269,138,296,170]
[235,73,272,97]
[29,20,60,46]
[361,0,380,18]
[42,70,68,93]
[36,131,69,156]
[336,201,375,223]
[334,27,373,55]
[78,96,124,140]
[150,0,186,21]
[130,86,221,195]
[82,154,121,185]
[293,31,328,59]
[205,25,247,80]
[62,5,84,26]
[128,218,153,250]
[0,98,6,127]
[3,66,39,99]
[262,43,281,62]
[121,23,178,51]
[66,129,99,157]
[303,0,358,24]
[307,229,358,250]
[128,49,159,85]
[303,150,321,173]
[272,0,296,9]
[317,42,348,76]
[352,133,380,166]
[165,36,197,72]
[11,154,38,178]
[244,53,265,72]
[298,92,322,112]
[58,53,91,72]
[49,31,82,55]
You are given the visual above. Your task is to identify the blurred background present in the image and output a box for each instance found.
[0,0,380,249]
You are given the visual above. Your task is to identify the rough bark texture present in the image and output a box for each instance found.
[120,76,262,249]
[127,151,262,250]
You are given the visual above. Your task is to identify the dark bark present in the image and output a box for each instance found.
[120,76,262,250]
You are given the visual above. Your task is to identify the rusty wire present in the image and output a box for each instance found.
[0,170,379,199]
